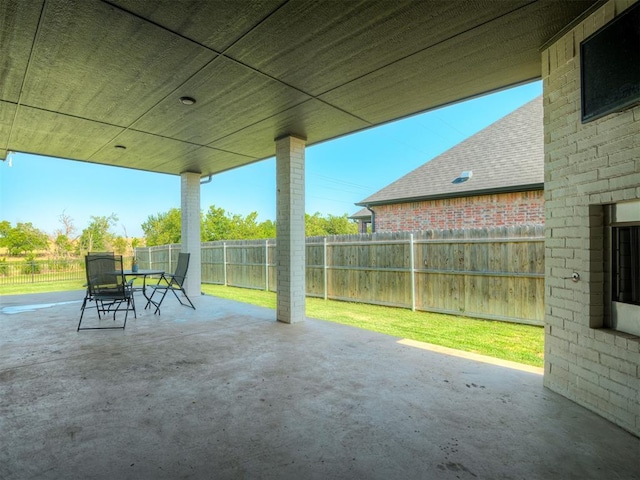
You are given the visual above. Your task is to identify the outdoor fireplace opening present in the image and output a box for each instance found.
[606,200,640,337]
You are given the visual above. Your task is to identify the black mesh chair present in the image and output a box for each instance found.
[146,252,196,315]
[81,252,137,312]
[80,252,114,312]
[78,254,136,331]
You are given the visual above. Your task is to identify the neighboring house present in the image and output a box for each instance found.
[350,207,373,234]
[352,96,544,233]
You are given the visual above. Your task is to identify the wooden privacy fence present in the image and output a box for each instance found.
[136,225,545,325]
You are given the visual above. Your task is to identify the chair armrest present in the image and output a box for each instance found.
[125,278,137,292]
[152,273,172,286]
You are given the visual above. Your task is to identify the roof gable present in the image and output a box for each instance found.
[349,207,372,220]
[357,96,543,206]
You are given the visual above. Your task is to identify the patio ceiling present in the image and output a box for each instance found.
[0,0,599,177]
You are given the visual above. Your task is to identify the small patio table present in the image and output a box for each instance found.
[122,269,165,307]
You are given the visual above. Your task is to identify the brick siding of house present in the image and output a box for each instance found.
[372,190,544,232]
[542,0,640,437]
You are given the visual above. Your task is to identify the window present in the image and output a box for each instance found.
[607,201,640,336]
[612,225,640,305]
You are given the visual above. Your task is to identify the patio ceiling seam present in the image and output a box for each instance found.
[313,0,541,101]
[5,0,47,153]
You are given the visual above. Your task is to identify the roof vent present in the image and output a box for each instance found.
[452,170,472,184]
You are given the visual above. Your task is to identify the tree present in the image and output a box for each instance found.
[256,219,277,239]
[228,211,274,239]
[202,206,276,240]
[305,212,327,237]
[202,206,231,241]
[305,212,358,237]
[0,222,50,255]
[142,206,356,245]
[0,220,11,251]
[228,211,256,239]
[56,210,76,239]
[52,211,77,258]
[53,234,75,258]
[0,220,11,240]
[78,214,118,252]
[142,208,182,246]
[322,213,358,235]
[113,236,129,255]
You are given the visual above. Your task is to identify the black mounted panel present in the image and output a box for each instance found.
[580,2,640,123]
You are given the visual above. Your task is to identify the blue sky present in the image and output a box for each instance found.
[0,81,541,238]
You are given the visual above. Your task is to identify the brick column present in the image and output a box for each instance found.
[181,172,201,297]
[276,135,306,324]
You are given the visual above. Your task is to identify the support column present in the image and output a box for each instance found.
[275,134,306,324]
[181,172,202,296]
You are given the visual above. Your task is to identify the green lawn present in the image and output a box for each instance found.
[0,281,544,367]
[0,280,85,295]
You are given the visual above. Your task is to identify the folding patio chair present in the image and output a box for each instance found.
[146,252,196,315]
[78,254,136,331]
[80,252,114,312]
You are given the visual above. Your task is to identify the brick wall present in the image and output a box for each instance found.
[180,172,202,296]
[542,0,640,436]
[276,135,307,324]
[373,190,544,232]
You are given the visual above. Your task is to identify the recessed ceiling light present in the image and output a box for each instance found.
[179,96,196,105]
[114,145,127,150]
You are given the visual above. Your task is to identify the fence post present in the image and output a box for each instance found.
[323,237,328,300]
[168,244,173,273]
[223,242,227,286]
[265,240,269,291]
[410,233,416,311]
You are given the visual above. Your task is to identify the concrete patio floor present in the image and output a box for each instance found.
[1,290,638,480]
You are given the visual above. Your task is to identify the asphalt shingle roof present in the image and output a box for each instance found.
[349,207,371,220]
[356,96,543,206]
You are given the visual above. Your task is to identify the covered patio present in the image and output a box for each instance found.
[1,0,639,462]
[1,291,638,479]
